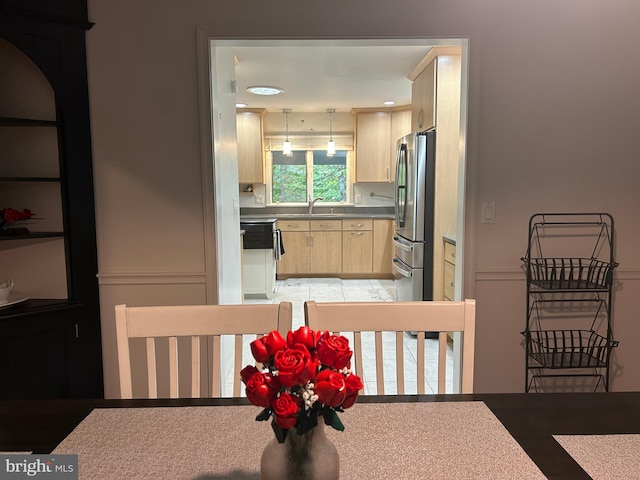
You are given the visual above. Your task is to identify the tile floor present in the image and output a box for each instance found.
[236,277,454,395]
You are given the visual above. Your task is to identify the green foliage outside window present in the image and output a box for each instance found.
[272,150,347,204]
[272,151,307,202]
[313,151,346,202]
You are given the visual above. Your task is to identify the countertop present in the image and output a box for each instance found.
[240,206,395,221]
[240,213,395,220]
[444,234,456,244]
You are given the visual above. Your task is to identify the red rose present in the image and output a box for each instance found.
[272,393,301,429]
[341,373,363,409]
[287,326,320,351]
[316,331,352,369]
[250,330,287,362]
[273,345,317,388]
[240,365,259,384]
[244,371,281,408]
[314,369,347,408]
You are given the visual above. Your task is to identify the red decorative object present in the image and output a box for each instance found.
[0,208,36,230]
[241,326,363,443]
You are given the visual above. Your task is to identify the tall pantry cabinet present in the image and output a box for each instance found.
[0,3,103,399]
[409,46,462,301]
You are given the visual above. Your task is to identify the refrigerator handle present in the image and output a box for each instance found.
[392,235,413,252]
[395,141,408,227]
[392,258,412,278]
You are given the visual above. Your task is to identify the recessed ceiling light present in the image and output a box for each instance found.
[383,100,396,105]
[236,103,248,108]
[246,86,284,96]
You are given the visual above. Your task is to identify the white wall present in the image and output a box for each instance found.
[86,0,640,397]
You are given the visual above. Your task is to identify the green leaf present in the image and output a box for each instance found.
[271,419,288,443]
[323,409,345,432]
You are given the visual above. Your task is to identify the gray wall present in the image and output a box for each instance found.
[86,0,640,396]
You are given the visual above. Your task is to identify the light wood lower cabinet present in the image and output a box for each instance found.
[310,219,342,274]
[277,218,394,277]
[277,221,310,275]
[372,219,394,274]
[443,240,456,301]
[342,219,373,273]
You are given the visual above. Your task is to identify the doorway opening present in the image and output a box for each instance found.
[203,37,469,307]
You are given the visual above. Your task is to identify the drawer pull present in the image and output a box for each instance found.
[351,232,365,236]
[287,224,301,228]
[351,223,364,228]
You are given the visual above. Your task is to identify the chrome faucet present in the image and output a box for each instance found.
[308,195,323,215]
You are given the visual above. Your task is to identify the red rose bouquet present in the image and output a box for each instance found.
[241,326,364,443]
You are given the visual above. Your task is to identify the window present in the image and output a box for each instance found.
[271,150,347,204]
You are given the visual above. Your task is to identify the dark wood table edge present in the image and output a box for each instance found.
[3,392,640,479]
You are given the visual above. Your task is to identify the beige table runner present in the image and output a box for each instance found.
[554,434,640,480]
[53,402,545,479]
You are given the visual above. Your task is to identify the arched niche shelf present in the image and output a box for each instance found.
[0,6,103,399]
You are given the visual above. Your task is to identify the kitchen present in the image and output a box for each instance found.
[234,44,463,310]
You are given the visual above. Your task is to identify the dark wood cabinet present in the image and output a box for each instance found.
[0,1,103,398]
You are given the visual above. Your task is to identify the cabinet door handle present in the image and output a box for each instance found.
[386,166,390,180]
[309,233,313,247]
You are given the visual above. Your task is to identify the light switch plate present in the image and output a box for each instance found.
[481,202,495,224]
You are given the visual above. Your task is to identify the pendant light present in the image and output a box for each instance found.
[283,108,292,156]
[326,108,336,156]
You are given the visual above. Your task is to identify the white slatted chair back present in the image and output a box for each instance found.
[304,300,475,394]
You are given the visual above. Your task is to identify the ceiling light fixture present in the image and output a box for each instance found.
[326,108,336,157]
[383,100,396,106]
[247,86,284,96]
[282,108,292,156]
[235,102,248,108]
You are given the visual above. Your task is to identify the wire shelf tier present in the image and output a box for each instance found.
[525,329,618,369]
[524,257,616,290]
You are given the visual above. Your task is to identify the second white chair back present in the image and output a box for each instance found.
[304,299,476,394]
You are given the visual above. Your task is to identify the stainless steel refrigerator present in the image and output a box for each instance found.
[392,129,436,302]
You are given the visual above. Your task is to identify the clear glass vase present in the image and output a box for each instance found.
[260,421,340,480]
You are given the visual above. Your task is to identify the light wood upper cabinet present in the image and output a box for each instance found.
[355,112,391,182]
[389,110,411,181]
[236,109,265,184]
[412,60,436,132]
[354,109,411,183]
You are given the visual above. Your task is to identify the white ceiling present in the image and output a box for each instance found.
[231,40,443,114]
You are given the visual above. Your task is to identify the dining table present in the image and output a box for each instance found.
[1,392,640,479]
